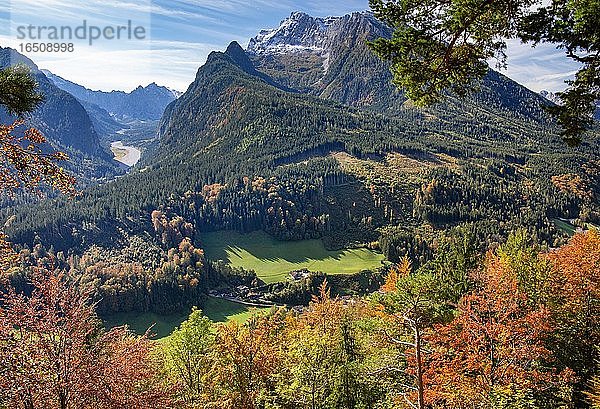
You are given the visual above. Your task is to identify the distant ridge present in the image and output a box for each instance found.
[42,70,178,120]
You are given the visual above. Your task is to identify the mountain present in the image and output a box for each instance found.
[540,90,561,105]
[77,99,124,138]
[247,11,392,97]
[247,11,554,123]
[42,70,178,120]
[0,47,117,181]
[3,11,598,316]
[540,89,600,121]
[1,48,100,156]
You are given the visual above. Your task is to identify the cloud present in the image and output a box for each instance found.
[501,39,581,93]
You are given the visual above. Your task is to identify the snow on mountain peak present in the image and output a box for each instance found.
[246,11,375,56]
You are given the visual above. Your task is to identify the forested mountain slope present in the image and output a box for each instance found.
[2,12,598,316]
[6,34,597,246]
[0,47,119,183]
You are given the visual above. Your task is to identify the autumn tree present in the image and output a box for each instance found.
[0,268,170,408]
[208,312,283,409]
[547,229,600,406]
[278,281,377,409]
[0,65,75,195]
[369,0,600,145]
[375,257,444,409]
[425,251,572,408]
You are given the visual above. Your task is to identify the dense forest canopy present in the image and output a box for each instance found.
[1,6,600,409]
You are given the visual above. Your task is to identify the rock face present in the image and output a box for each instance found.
[247,12,391,95]
[247,11,386,57]
[248,12,343,55]
[540,90,561,105]
[245,11,550,123]
[42,70,178,121]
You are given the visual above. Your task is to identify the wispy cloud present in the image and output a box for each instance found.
[2,0,581,94]
[501,39,581,93]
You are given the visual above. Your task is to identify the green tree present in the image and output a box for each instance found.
[420,226,480,304]
[162,307,214,404]
[278,282,376,409]
[369,0,600,145]
[0,64,74,195]
[0,65,44,116]
[377,258,445,409]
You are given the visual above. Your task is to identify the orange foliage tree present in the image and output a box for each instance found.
[424,252,572,407]
[0,120,75,196]
[547,229,600,406]
[0,268,170,408]
[208,313,283,409]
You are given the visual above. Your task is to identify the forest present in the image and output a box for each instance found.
[0,39,598,318]
[1,1,600,407]
[2,230,600,408]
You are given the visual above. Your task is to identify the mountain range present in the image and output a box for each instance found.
[42,70,179,121]
[0,46,120,184]
[0,45,180,185]
[2,11,598,316]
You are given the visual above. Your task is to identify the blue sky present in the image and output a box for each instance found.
[0,0,580,93]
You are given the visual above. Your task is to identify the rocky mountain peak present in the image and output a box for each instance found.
[540,90,561,105]
[246,10,384,56]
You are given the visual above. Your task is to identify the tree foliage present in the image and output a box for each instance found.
[0,268,170,408]
[0,65,44,116]
[0,65,75,196]
[369,0,600,145]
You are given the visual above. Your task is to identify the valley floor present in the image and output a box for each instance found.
[202,230,386,283]
[103,297,268,339]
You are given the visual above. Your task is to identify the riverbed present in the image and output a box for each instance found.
[110,141,141,167]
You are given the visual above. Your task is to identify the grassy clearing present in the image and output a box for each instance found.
[552,219,600,236]
[103,298,267,339]
[202,230,385,283]
[553,218,576,236]
[203,296,269,324]
[103,311,189,339]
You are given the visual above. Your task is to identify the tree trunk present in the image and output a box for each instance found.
[415,325,425,409]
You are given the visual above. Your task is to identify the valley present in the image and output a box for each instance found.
[103,297,267,339]
[203,230,385,284]
[1,4,600,408]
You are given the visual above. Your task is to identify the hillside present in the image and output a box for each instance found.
[0,47,119,183]
[2,11,599,317]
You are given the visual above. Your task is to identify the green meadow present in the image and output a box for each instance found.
[202,230,385,283]
[103,297,268,339]
[553,218,600,236]
[553,218,577,236]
